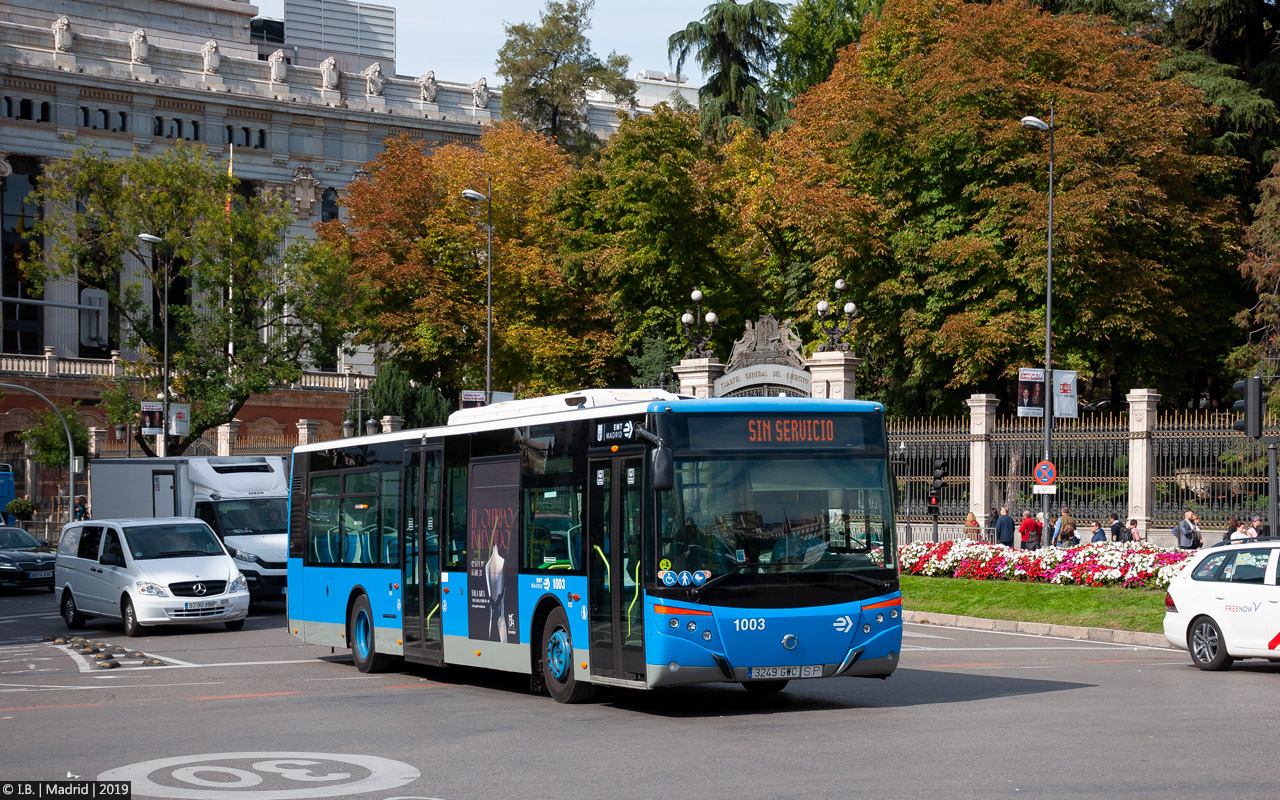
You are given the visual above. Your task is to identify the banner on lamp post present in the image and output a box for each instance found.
[140,402,163,436]
[169,403,191,436]
[1016,368,1078,418]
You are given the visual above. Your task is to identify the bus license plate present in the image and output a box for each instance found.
[750,665,822,679]
[29,571,53,579]
[185,600,220,610]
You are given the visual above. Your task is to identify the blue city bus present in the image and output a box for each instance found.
[286,389,901,702]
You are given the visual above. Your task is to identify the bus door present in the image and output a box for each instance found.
[402,445,444,665]
[586,454,646,681]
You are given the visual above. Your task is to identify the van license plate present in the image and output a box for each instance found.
[749,665,822,679]
[29,571,53,579]
[185,600,220,610]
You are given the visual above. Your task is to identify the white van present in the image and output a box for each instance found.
[55,518,250,636]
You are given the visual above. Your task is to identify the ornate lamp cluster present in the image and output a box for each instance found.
[681,289,718,359]
[816,278,858,352]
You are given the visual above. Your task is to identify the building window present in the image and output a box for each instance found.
[18,99,32,120]
[320,188,339,223]
[39,102,51,123]
[154,116,163,136]
[2,156,45,354]
[98,109,109,130]
[79,107,90,127]
[255,129,266,149]
[117,111,128,132]
[190,121,200,141]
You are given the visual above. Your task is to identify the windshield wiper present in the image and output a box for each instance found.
[844,571,895,592]
[158,550,214,557]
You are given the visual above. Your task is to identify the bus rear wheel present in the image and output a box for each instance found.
[350,595,393,673]
[540,607,595,704]
[742,680,789,694]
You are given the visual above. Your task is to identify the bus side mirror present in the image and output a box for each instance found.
[652,446,673,492]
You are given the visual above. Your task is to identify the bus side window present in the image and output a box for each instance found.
[444,466,468,569]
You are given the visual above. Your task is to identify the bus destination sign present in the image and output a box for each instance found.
[679,414,870,451]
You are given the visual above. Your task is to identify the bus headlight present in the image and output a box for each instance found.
[687,621,697,632]
[862,624,871,634]
[669,618,679,629]
[876,614,884,624]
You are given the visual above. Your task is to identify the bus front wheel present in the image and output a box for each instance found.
[349,595,393,673]
[540,607,595,704]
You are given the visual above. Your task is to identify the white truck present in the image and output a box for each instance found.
[87,456,289,599]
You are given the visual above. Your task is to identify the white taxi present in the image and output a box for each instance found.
[1163,539,1280,670]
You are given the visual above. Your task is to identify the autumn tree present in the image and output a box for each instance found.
[668,0,786,140]
[763,0,1245,412]
[308,123,615,398]
[496,0,636,156]
[27,142,328,455]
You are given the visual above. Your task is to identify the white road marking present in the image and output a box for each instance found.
[905,623,1171,650]
[904,645,1161,652]
[0,681,224,693]
[100,752,420,799]
[902,630,953,640]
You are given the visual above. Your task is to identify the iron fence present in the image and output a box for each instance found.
[1151,411,1271,529]
[887,417,970,524]
[989,413,1129,526]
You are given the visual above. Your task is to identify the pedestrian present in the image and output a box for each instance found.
[964,511,982,541]
[1019,510,1042,550]
[1251,515,1270,538]
[1054,506,1077,546]
[73,495,87,521]
[1223,516,1240,544]
[1175,509,1197,550]
[1230,521,1249,543]
[986,507,1000,541]
[1055,522,1080,547]
[1128,519,1143,542]
[995,506,1016,547]
[1109,512,1123,542]
[1089,521,1107,543]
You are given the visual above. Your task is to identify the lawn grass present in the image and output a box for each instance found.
[899,575,1167,633]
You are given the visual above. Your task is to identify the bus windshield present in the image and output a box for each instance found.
[656,455,894,580]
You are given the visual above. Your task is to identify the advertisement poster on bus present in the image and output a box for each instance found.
[1016,368,1078,419]
[467,459,520,644]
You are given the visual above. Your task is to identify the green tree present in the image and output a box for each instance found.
[497,0,636,156]
[19,404,89,469]
[553,106,758,364]
[27,142,329,456]
[763,0,1245,412]
[369,362,452,429]
[773,0,880,103]
[668,0,787,140]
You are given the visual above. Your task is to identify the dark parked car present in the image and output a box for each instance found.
[0,526,56,591]
[1080,397,1127,414]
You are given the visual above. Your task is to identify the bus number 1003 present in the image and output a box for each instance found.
[733,618,766,631]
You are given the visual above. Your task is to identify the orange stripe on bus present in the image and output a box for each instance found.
[863,598,902,610]
[653,605,712,616]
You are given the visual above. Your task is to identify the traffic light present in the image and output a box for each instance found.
[1233,377,1266,439]
[928,459,948,516]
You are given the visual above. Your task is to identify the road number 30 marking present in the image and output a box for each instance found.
[99,752,420,799]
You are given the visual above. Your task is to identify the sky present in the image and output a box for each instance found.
[252,0,706,87]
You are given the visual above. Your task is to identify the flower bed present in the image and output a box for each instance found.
[898,540,1192,589]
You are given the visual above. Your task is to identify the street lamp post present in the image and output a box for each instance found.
[137,233,168,456]
[1022,104,1055,533]
[680,289,718,358]
[461,180,493,405]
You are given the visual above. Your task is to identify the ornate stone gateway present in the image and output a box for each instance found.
[714,316,812,397]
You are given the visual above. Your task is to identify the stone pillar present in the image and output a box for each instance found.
[1126,389,1161,540]
[966,394,1000,525]
[87,426,107,457]
[380,415,404,433]
[296,418,320,446]
[43,345,57,377]
[804,351,862,400]
[671,357,726,399]
[216,419,241,456]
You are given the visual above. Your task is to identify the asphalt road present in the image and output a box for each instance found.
[1,586,1275,800]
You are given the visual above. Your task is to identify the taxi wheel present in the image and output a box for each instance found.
[122,598,146,638]
[743,680,789,694]
[540,607,595,704]
[1189,616,1233,671]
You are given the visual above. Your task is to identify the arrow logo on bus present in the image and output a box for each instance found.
[833,615,853,634]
